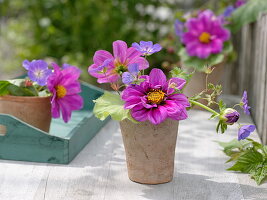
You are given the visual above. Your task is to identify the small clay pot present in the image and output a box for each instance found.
[119,119,179,184]
[0,95,52,132]
[183,63,225,109]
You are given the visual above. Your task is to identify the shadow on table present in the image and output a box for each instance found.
[141,173,267,200]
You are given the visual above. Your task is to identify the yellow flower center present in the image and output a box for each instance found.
[147,89,165,104]
[56,85,67,98]
[199,32,211,43]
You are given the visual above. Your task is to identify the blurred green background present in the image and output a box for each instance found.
[0,0,209,82]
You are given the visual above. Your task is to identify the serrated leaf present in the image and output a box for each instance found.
[227,151,263,173]
[217,139,243,155]
[93,92,132,121]
[250,163,267,185]
[226,152,242,163]
[230,0,267,32]
[218,100,226,111]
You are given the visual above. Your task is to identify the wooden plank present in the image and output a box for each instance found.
[1,110,265,200]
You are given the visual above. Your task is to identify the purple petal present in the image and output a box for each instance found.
[122,72,134,84]
[128,63,139,75]
[147,106,168,125]
[168,77,186,90]
[149,68,167,88]
[22,60,31,70]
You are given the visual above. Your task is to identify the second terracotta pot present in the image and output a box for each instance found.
[0,95,52,132]
[120,119,179,184]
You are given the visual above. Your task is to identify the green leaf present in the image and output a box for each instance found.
[179,48,225,71]
[218,100,226,111]
[170,67,193,82]
[93,92,131,121]
[250,163,267,185]
[0,81,11,96]
[6,84,35,96]
[230,0,267,32]
[217,139,243,156]
[209,113,219,120]
[227,151,263,173]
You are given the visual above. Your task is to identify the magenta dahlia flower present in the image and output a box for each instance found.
[88,40,149,83]
[47,63,83,123]
[121,68,189,125]
[182,10,230,59]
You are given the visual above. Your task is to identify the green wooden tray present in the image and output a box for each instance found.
[0,82,109,164]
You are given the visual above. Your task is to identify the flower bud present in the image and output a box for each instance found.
[24,80,33,87]
[221,108,240,125]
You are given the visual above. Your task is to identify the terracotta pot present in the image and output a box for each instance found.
[119,119,179,184]
[183,63,225,109]
[0,95,52,132]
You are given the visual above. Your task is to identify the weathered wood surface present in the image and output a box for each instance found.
[0,109,266,200]
[235,13,267,144]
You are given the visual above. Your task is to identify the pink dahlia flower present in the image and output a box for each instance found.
[182,10,230,59]
[47,63,83,123]
[88,40,149,83]
[122,68,190,125]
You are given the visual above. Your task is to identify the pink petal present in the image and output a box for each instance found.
[210,39,223,54]
[149,68,167,87]
[93,50,113,66]
[131,105,149,122]
[168,94,190,107]
[128,57,149,70]
[168,77,186,90]
[126,47,142,60]
[113,40,128,64]
[147,106,168,125]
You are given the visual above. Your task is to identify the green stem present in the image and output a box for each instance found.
[189,99,219,115]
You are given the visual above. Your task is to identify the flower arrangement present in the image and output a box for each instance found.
[88,39,265,184]
[0,60,83,123]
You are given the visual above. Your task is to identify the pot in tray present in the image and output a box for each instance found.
[0,95,52,132]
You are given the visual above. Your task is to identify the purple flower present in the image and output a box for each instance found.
[22,59,33,70]
[222,108,240,125]
[121,68,189,125]
[174,19,184,38]
[132,41,162,56]
[88,40,149,83]
[238,125,256,140]
[122,72,134,84]
[25,60,52,86]
[235,0,246,8]
[122,64,139,85]
[222,6,235,18]
[182,10,230,59]
[241,90,251,115]
[47,63,83,123]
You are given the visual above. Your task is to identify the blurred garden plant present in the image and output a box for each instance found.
[175,9,233,72]
[0,60,83,123]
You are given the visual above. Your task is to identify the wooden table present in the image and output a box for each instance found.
[0,110,266,200]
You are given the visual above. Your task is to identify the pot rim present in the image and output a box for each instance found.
[0,95,51,103]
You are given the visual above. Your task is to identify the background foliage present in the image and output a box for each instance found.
[0,0,208,82]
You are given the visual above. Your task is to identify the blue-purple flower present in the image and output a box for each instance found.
[238,125,256,140]
[23,60,52,86]
[174,19,184,38]
[222,6,235,18]
[132,41,162,56]
[122,63,139,84]
[241,90,251,115]
[222,108,240,125]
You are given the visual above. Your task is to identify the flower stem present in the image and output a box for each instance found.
[189,99,219,115]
